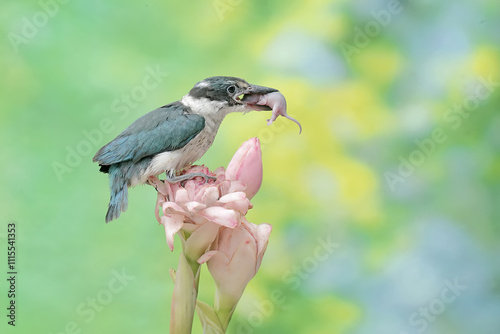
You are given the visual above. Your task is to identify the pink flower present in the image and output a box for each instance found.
[151,137,272,333]
[152,138,264,259]
[225,137,263,199]
[198,219,272,328]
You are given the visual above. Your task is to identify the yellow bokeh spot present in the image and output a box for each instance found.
[334,159,382,227]
[329,82,392,138]
[336,159,377,201]
[470,46,500,78]
[304,296,361,334]
[355,46,404,87]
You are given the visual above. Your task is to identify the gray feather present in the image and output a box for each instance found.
[105,158,153,222]
[93,102,205,166]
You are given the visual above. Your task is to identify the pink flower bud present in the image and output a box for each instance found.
[197,219,272,326]
[225,137,263,199]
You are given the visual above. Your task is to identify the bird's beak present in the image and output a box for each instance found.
[247,84,279,95]
[234,85,279,111]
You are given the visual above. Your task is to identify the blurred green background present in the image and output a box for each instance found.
[2,0,500,333]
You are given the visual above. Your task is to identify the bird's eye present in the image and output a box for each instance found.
[227,85,236,94]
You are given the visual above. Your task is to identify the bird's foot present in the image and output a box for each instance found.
[165,172,217,185]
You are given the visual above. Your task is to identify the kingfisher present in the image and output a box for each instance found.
[93,76,292,223]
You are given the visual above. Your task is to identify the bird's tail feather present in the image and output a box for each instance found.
[105,168,129,223]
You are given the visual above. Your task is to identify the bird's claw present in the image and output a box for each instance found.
[165,172,216,185]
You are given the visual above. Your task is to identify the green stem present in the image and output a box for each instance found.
[214,286,237,332]
[215,308,234,332]
[196,300,225,334]
[170,252,200,334]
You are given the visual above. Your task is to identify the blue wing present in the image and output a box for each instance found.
[93,101,205,166]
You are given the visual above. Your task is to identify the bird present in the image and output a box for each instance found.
[93,76,279,223]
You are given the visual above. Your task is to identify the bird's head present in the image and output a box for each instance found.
[182,76,278,116]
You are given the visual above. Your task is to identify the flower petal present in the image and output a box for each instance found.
[148,176,170,197]
[214,167,226,180]
[218,192,247,203]
[184,179,197,196]
[168,181,183,196]
[228,180,246,194]
[184,201,206,213]
[206,225,258,306]
[199,207,239,228]
[217,192,251,214]
[255,223,272,262]
[155,193,167,224]
[161,214,184,251]
[197,250,219,264]
[200,186,220,206]
[162,201,186,215]
[184,222,221,261]
[181,222,199,233]
[193,183,210,202]
[205,250,231,282]
[220,180,232,196]
[226,137,263,199]
[174,188,190,204]
[222,200,250,215]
